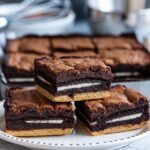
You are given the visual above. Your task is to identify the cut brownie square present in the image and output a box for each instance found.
[93,37,131,50]
[98,49,150,79]
[93,36,144,50]
[6,36,51,55]
[4,88,76,137]
[53,51,96,58]
[3,53,47,83]
[51,36,95,52]
[75,85,149,136]
[35,57,114,102]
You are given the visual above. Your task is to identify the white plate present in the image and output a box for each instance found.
[0,101,150,150]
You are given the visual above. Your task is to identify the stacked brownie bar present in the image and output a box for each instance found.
[35,57,113,102]
[75,85,149,135]
[4,88,75,136]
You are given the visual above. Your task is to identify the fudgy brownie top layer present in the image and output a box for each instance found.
[35,57,114,83]
[4,88,74,119]
[4,53,45,78]
[76,85,148,120]
[98,49,150,67]
[51,37,95,51]
[93,37,144,50]
[6,36,51,55]
[53,51,96,58]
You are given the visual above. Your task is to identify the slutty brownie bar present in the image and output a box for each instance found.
[98,49,150,79]
[4,88,76,137]
[6,36,51,55]
[76,85,149,136]
[51,36,95,52]
[3,53,46,83]
[93,36,144,50]
[35,57,114,102]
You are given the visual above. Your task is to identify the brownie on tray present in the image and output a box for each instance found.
[93,36,144,50]
[4,88,76,137]
[6,36,51,55]
[75,85,149,136]
[51,36,95,52]
[98,49,150,79]
[3,53,46,83]
[35,57,114,102]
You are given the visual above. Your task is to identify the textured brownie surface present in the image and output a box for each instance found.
[3,53,45,78]
[76,85,149,120]
[53,51,96,58]
[4,88,74,120]
[35,57,114,83]
[98,49,150,71]
[6,36,51,55]
[76,85,149,132]
[93,37,144,50]
[51,37,95,51]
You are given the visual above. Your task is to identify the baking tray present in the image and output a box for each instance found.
[0,34,150,101]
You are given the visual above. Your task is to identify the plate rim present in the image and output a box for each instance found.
[0,101,150,148]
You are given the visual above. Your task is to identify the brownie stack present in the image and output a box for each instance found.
[35,57,114,102]
[34,57,149,136]
[3,36,150,137]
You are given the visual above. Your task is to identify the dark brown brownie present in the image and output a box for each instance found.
[4,88,75,131]
[75,85,149,135]
[98,49,150,79]
[35,57,114,97]
[3,53,47,83]
[93,36,144,50]
[6,36,51,55]
[53,51,96,58]
[51,36,95,52]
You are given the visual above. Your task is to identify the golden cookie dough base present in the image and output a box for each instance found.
[36,85,110,102]
[80,120,148,136]
[6,128,73,137]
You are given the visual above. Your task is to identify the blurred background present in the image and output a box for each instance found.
[0,0,150,44]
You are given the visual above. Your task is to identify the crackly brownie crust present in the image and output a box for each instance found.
[76,85,149,133]
[51,36,95,52]
[4,88,74,119]
[4,88,75,133]
[3,53,46,79]
[35,57,114,83]
[6,36,51,55]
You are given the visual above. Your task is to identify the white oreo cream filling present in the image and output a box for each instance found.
[25,120,64,124]
[79,111,142,126]
[9,78,34,82]
[106,113,142,123]
[37,75,102,92]
[57,83,101,91]
[114,72,140,77]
